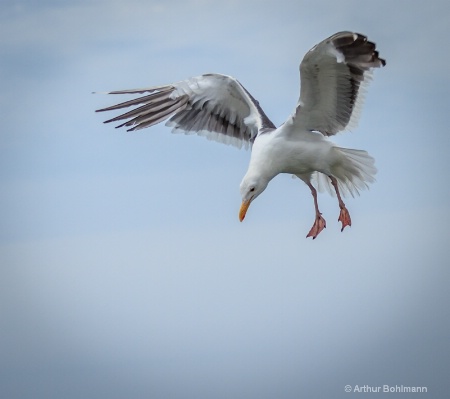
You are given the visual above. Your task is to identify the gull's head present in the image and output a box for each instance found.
[239,175,268,222]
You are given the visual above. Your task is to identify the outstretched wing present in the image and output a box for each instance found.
[292,31,385,136]
[96,73,275,149]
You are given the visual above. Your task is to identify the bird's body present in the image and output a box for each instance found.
[96,31,385,238]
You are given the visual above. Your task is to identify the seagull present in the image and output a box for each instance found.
[96,31,385,239]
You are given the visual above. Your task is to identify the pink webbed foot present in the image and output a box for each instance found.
[306,214,326,239]
[338,207,352,232]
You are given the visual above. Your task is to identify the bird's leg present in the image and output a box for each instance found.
[305,182,326,239]
[329,176,351,232]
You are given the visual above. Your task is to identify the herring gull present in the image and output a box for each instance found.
[96,31,385,239]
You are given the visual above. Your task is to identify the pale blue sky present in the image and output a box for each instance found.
[1,0,449,398]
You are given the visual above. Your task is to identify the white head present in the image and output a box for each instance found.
[239,173,269,222]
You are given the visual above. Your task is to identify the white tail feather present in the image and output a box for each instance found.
[311,147,377,197]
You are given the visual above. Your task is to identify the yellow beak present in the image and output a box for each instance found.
[239,200,251,222]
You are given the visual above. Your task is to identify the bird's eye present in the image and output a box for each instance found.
[250,187,255,192]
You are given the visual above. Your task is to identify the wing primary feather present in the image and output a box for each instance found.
[96,88,175,113]
[107,85,173,95]
[104,93,187,124]
[113,96,189,131]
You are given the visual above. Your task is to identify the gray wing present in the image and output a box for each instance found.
[96,73,275,149]
[292,31,386,136]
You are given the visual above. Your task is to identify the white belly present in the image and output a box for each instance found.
[250,129,337,177]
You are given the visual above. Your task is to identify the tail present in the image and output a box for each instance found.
[311,147,377,197]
